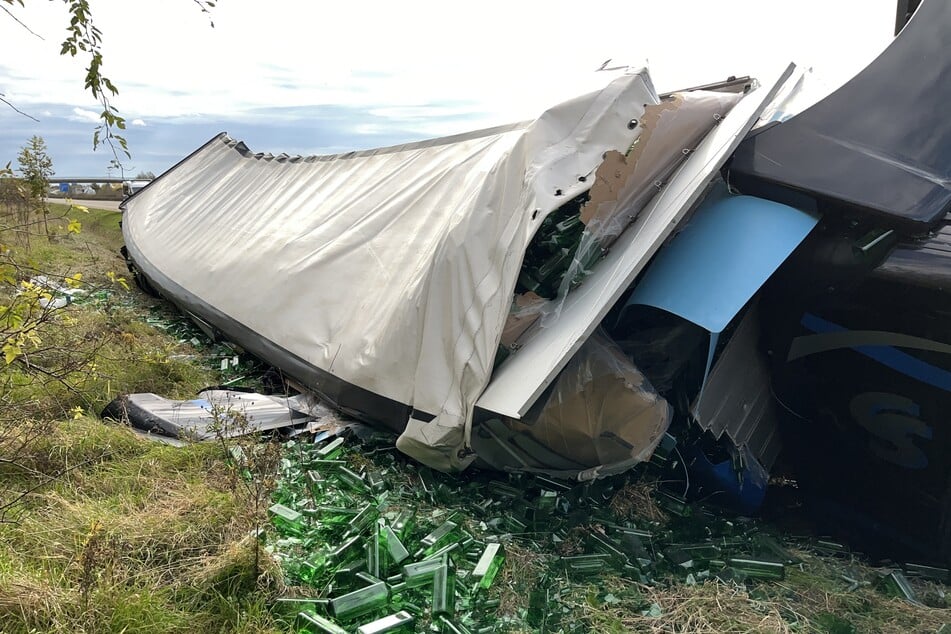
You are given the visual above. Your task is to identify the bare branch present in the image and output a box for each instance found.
[0,2,44,40]
[0,93,40,122]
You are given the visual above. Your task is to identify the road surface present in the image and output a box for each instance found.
[45,198,123,212]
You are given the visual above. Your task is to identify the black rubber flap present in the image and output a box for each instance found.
[729,0,951,236]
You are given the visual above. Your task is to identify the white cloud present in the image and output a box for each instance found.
[0,0,896,125]
[0,0,898,178]
[69,107,100,123]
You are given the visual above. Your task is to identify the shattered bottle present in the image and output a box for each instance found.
[296,611,349,634]
[432,557,456,616]
[329,581,390,621]
[471,543,505,592]
[269,503,305,537]
[355,610,414,634]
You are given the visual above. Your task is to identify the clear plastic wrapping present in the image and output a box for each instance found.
[501,331,671,478]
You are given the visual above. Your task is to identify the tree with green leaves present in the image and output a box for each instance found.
[16,135,53,200]
[16,135,54,238]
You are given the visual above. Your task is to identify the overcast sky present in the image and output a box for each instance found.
[0,0,896,177]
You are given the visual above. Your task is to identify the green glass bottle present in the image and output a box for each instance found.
[380,523,410,566]
[416,520,462,557]
[878,571,917,601]
[471,543,505,591]
[314,506,358,526]
[487,481,522,500]
[329,581,390,621]
[587,532,629,567]
[402,557,445,588]
[316,437,346,460]
[276,597,328,618]
[726,558,785,581]
[421,541,460,562]
[269,503,305,537]
[393,509,415,541]
[366,470,387,493]
[298,559,324,585]
[561,554,609,577]
[296,611,348,634]
[345,504,378,537]
[338,466,370,493]
[432,557,456,617]
[329,534,362,563]
[355,611,414,634]
[365,529,381,578]
[437,615,473,634]
[654,490,691,517]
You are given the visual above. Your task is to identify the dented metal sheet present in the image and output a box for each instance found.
[101,390,314,441]
[690,305,782,470]
[476,64,796,420]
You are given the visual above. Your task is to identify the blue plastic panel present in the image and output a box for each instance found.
[625,195,818,334]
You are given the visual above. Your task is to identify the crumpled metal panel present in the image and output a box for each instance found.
[476,64,796,421]
[690,305,782,470]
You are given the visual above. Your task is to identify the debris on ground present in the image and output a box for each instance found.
[264,430,814,632]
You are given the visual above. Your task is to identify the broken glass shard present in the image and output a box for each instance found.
[329,581,390,621]
[296,611,349,634]
[356,611,414,634]
[471,543,505,591]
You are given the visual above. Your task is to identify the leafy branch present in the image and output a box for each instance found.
[1,0,219,166]
[60,0,128,164]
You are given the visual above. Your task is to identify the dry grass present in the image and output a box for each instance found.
[610,479,669,524]
[558,579,795,634]
[496,539,550,619]
[549,548,951,634]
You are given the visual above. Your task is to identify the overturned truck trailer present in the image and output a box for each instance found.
[120,66,793,476]
[121,0,951,562]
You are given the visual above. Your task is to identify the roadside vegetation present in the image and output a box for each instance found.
[0,196,948,633]
[0,198,284,633]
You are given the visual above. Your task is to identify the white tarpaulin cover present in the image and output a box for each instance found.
[121,67,788,473]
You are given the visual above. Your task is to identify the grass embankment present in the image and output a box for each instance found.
[0,203,283,633]
[0,202,948,633]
